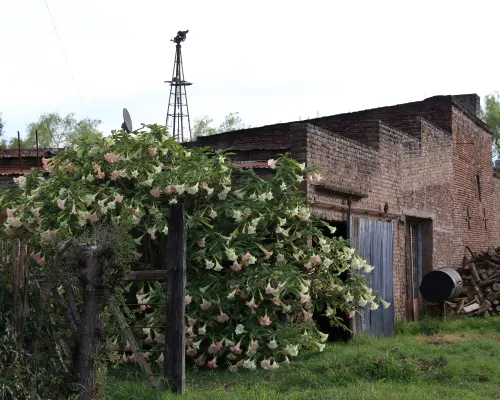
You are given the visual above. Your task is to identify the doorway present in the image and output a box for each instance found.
[405,218,433,321]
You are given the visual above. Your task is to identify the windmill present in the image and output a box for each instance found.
[165,30,192,142]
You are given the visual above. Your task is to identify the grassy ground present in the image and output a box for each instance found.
[103,317,500,400]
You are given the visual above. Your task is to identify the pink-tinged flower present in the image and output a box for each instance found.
[259,314,272,326]
[93,164,101,173]
[231,262,242,272]
[127,354,136,364]
[66,163,75,173]
[124,341,131,352]
[104,153,120,163]
[149,188,161,198]
[264,250,273,260]
[57,199,66,210]
[230,341,243,355]
[194,355,205,367]
[119,352,128,364]
[242,252,250,263]
[207,341,223,354]
[6,208,15,218]
[217,312,230,323]
[70,205,78,216]
[148,147,157,156]
[32,253,46,266]
[185,295,192,305]
[144,332,153,344]
[272,297,282,306]
[163,185,176,195]
[115,193,124,203]
[40,230,54,242]
[143,352,151,361]
[200,299,212,311]
[42,157,50,172]
[300,294,310,303]
[310,255,322,266]
[135,253,143,261]
[186,347,198,357]
[249,340,259,352]
[245,296,259,309]
[302,309,313,322]
[88,213,99,223]
[261,359,279,371]
[96,171,106,179]
[307,236,313,247]
[31,208,40,218]
[110,171,121,180]
[156,353,164,365]
[348,311,356,319]
[268,159,277,169]
[207,357,218,369]
[197,238,206,248]
[188,317,197,326]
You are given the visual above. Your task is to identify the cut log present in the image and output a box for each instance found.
[496,306,500,312]
[469,262,481,283]
[493,300,499,305]
[481,273,489,280]
[492,283,500,292]
[463,302,480,314]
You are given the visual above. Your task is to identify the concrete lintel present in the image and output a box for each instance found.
[402,208,435,220]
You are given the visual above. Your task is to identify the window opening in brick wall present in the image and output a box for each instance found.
[466,206,471,230]
[483,209,488,231]
[476,174,482,202]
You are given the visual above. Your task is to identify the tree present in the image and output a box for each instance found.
[9,112,103,149]
[482,92,500,157]
[1,124,388,395]
[0,113,6,148]
[193,112,249,138]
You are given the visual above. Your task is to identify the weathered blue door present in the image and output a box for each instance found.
[349,216,394,337]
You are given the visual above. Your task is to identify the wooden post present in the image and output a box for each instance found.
[164,203,186,393]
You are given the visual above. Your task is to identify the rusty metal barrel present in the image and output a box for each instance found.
[419,268,463,303]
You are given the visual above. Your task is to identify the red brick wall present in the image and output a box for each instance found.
[450,106,500,262]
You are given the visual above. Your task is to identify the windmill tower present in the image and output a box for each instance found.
[165,30,192,142]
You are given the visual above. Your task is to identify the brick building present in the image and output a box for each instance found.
[188,94,500,327]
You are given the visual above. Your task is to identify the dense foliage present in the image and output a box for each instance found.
[0,124,389,372]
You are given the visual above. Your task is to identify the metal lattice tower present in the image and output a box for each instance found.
[165,30,192,142]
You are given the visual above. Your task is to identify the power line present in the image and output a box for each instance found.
[43,0,87,115]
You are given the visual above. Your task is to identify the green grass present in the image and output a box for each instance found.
[103,317,500,400]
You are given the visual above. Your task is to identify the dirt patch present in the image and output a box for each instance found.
[418,332,500,345]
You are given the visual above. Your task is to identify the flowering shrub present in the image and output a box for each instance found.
[0,124,389,372]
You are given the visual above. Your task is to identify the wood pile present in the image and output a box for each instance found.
[445,246,500,318]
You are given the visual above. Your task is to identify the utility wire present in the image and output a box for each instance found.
[43,0,87,115]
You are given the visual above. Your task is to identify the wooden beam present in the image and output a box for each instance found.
[312,183,368,198]
[164,203,186,394]
[311,200,400,220]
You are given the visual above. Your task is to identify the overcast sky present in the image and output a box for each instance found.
[1,0,498,141]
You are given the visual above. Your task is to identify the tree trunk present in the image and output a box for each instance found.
[75,246,108,400]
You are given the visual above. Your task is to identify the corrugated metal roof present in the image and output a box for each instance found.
[0,167,34,176]
[0,148,62,158]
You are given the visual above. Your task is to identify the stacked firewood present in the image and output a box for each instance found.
[445,247,500,318]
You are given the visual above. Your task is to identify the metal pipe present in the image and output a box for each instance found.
[17,131,22,173]
[35,129,40,168]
